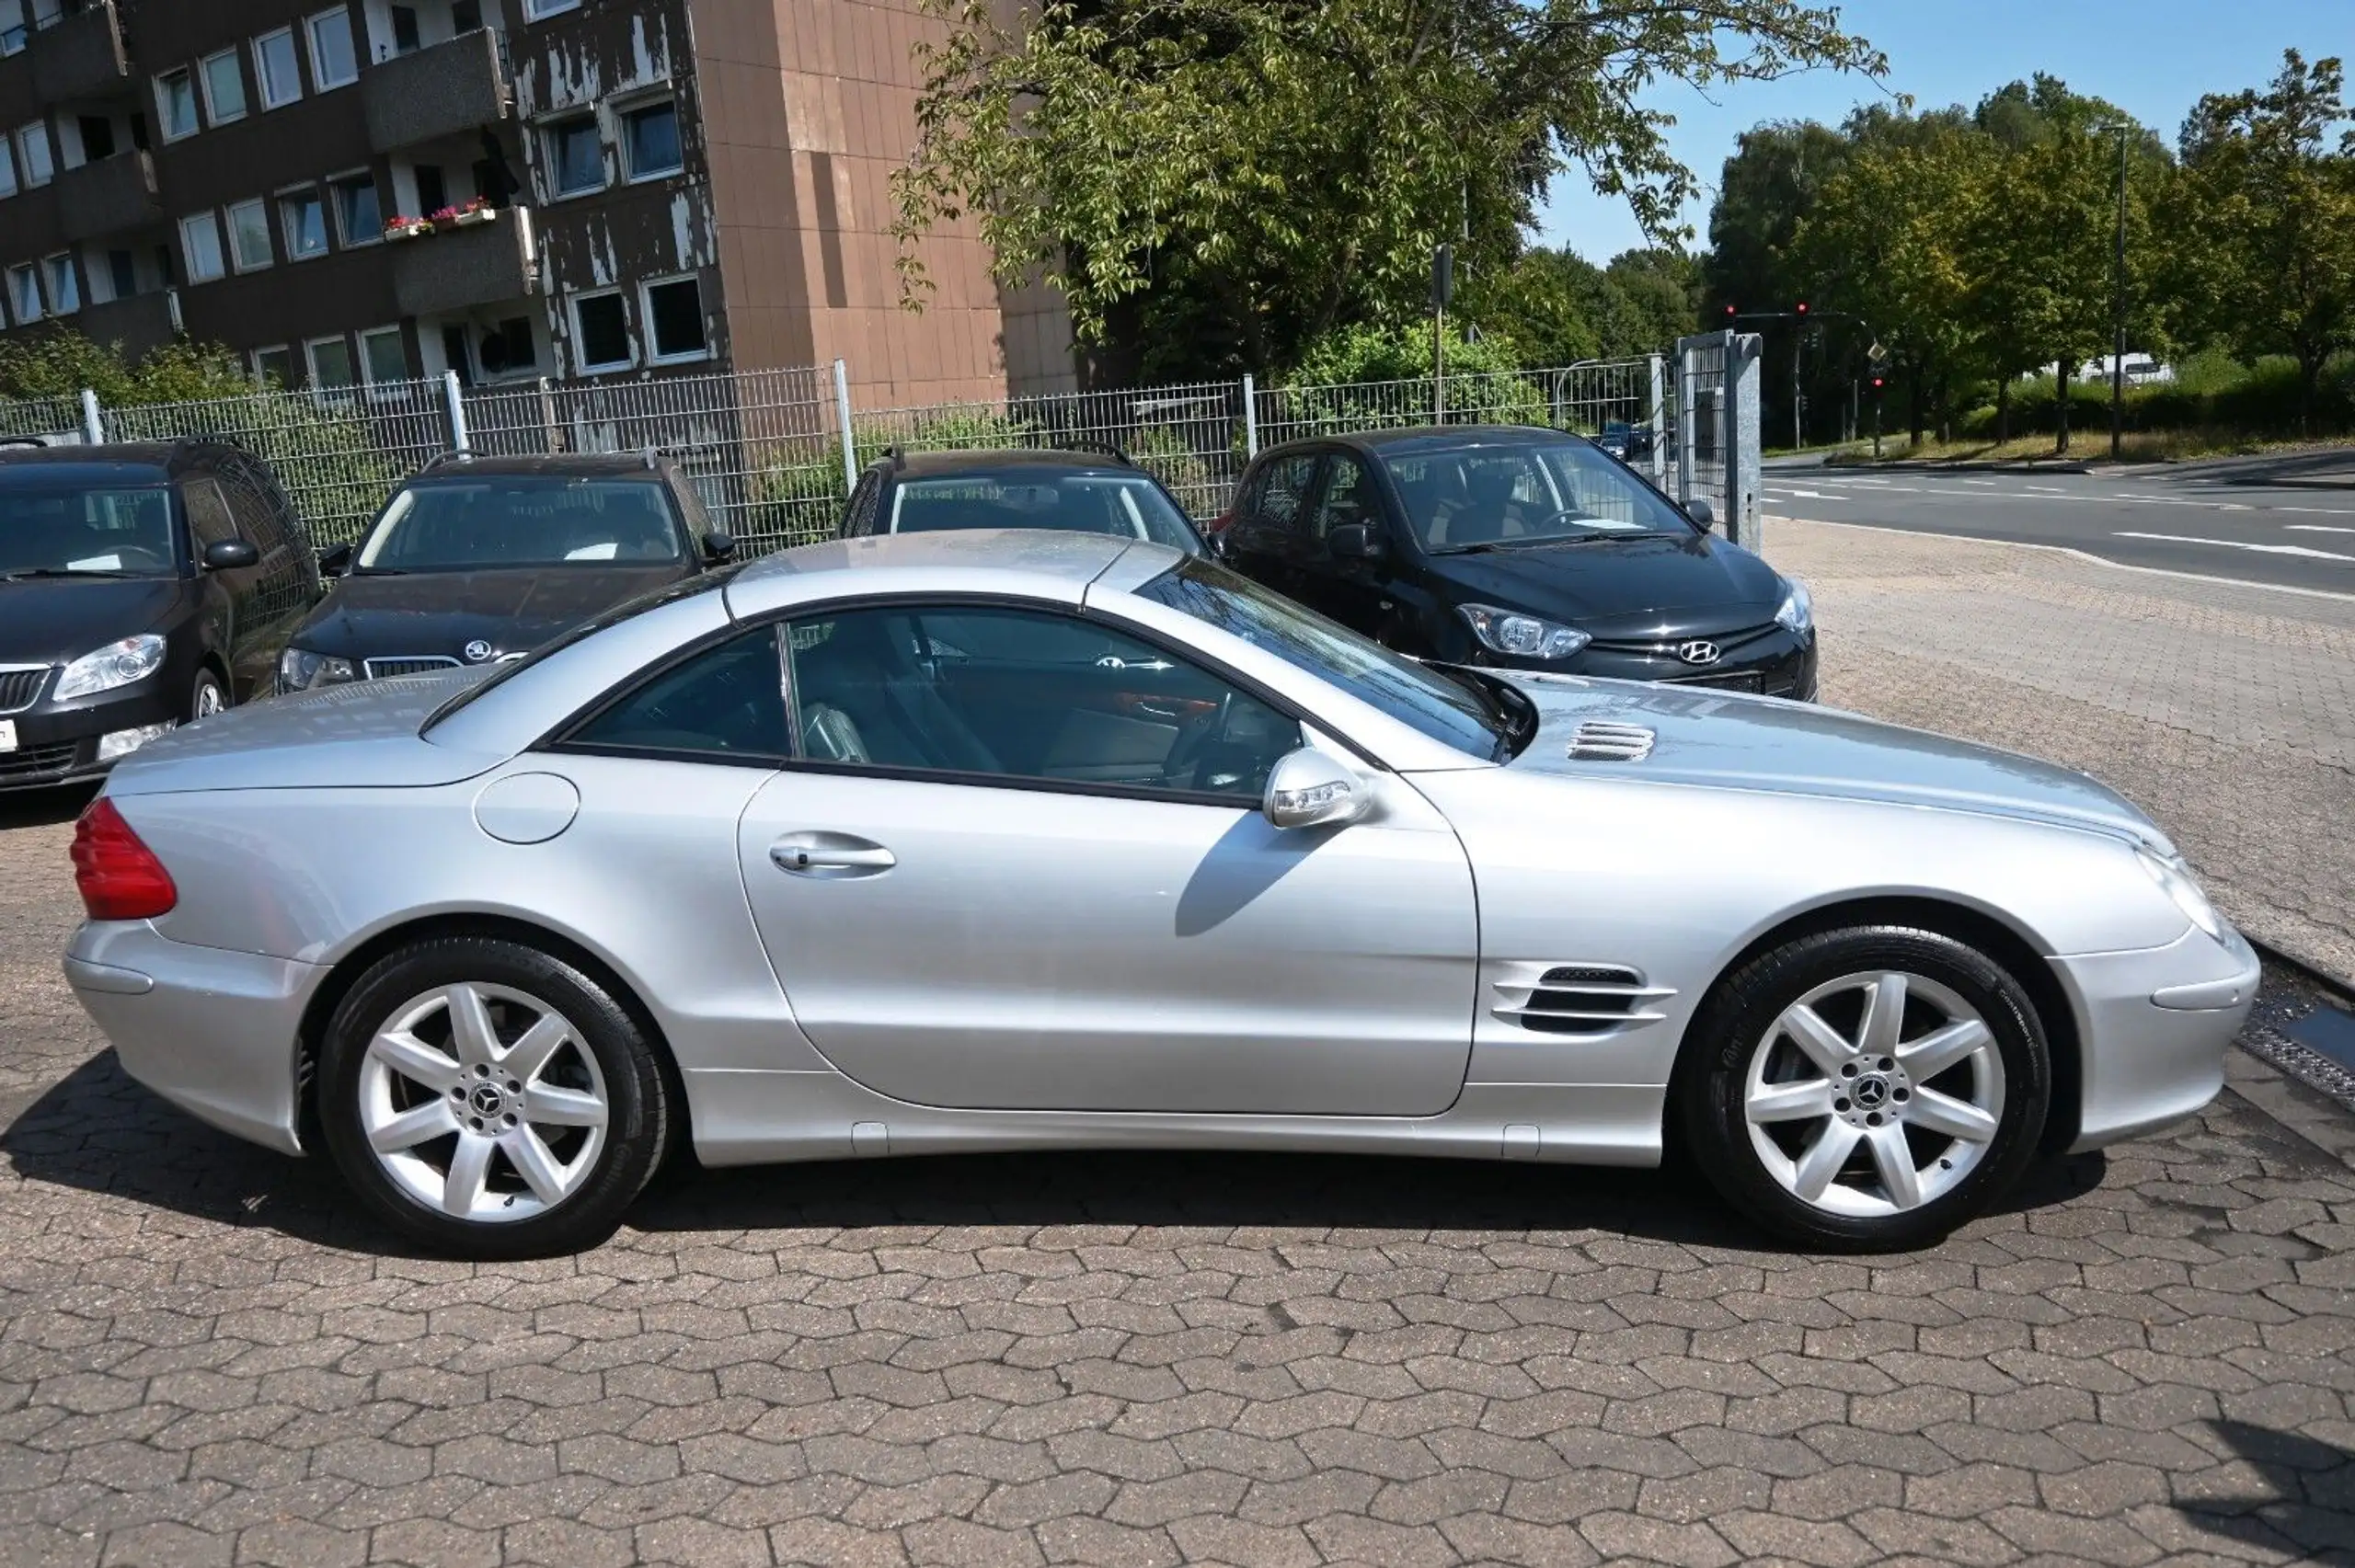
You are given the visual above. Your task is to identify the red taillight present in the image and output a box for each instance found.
[72,797,178,921]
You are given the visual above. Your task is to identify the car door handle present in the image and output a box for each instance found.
[771,832,896,878]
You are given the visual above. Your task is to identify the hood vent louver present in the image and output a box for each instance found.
[1567,720,1657,762]
[1491,963,1677,1036]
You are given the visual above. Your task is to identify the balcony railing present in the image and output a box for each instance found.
[362,28,510,153]
[54,149,159,244]
[29,0,130,105]
[391,207,537,317]
[74,289,179,361]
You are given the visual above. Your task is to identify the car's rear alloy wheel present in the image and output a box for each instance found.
[319,938,670,1257]
[191,670,225,721]
[1681,926,2049,1251]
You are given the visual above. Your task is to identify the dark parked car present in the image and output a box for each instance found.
[1595,419,1656,461]
[0,438,319,790]
[841,446,1208,554]
[1213,426,1817,699]
[278,452,734,692]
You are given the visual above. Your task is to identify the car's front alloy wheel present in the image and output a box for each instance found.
[319,937,670,1257]
[1682,925,2049,1251]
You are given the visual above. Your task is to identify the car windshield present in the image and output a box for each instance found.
[1384,434,1694,553]
[1135,555,1507,758]
[357,476,687,572]
[890,470,1200,553]
[0,475,178,578]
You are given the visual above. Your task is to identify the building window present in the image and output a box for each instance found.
[360,326,408,387]
[179,212,226,284]
[77,114,115,160]
[306,335,358,393]
[155,69,200,141]
[0,0,23,57]
[480,315,536,375]
[329,172,381,246]
[254,29,303,109]
[5,263,39,325]
[280,188,327,259]
[542,114,602,198]
[200,50,247,126]
[253,345,295,387]
[42,253,77,315]
[621,99,682,181]
[226,199,272,272]
[0,136,16,200]
[306,7,358,91]
[523,0,581,18]
[391,6,419,52]
[105,249,135,298]
[642,274,709,364]
[16,121,52,186]
[569,291,632,372]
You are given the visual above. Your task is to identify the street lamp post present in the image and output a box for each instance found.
[2094,123,2131,463]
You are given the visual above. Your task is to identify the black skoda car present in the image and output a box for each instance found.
[278,452,735,693]
[0,439,319,791]
[1213,426,1817,698]
[840,446,1208,554]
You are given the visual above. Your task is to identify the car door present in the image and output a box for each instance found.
[178,477,263,694]
[216,458,320,696]
[734,597,1480,1116]
[1292,449,1394,635]
[1220,452,1320,601]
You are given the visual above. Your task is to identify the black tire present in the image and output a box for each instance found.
[1677,924,2050,1252]
[190,668,227,723]
[316,936,671,1259]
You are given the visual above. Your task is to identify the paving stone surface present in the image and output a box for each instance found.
[1766,516,2355,982]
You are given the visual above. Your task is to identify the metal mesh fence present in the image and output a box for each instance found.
[1672,334,1730,527]
[2,352,1703,555]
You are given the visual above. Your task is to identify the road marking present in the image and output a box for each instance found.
[2114,531,2355,562]
[2272,505,2355,517]
[2286,524,2355,534]
[1770,514,2355,601]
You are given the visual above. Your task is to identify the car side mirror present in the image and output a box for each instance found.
[702,530,736,563]
[1262,746,1369,830]
[1327,522,1384,560]
[317,542,353,577]
[1683,498,1717,531]
[201,539,259,571]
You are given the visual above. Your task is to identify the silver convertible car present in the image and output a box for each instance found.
[63,531,2257,1256]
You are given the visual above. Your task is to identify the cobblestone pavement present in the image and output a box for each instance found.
[1766,516,2355,983]
[7,576,2355,1564]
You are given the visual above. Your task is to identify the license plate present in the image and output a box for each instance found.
[0,720,15,751]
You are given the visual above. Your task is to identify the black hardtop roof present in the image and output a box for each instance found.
[879,446,1137,478]
[403,452,682,481]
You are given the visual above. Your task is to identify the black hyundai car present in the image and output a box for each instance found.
[1213,426,1816,698]
[0,439,319,791]
[278,452,734,693]
[840,446,1208,554]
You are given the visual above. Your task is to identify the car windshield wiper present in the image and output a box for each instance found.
[0,566,140,579]
[1428,662,1535,761]
[351,567,409,575]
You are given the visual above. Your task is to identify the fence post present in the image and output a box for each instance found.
[1728,332,1764,554]
[1240,373,1258,459]
[79,388,103,445]
[1646,355,1666,484]
[1674,348,1695,509]
[441,371,469,454]
[832,359,857,492]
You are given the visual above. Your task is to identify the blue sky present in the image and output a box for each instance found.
[1535,0,2345,262]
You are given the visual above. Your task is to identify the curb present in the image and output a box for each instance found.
[1822,460,2096,475]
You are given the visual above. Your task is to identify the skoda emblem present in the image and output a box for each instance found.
[1675,639,1721,667]
[463,640,495,663]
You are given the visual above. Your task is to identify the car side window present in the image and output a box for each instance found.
[565,626,791,762]
[1310,453,1373,542]
[1252,455,1320,536]
[182,479,241,551]
[782,602,1300,802]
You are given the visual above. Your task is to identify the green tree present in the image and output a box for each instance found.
[2162,51,2355,432]
[893,0,1883,381]
[0,329,253,406]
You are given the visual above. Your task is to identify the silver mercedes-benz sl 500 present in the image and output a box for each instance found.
[63,530,2258,1257]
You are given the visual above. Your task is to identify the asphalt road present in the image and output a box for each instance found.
[1762,460,2355,593]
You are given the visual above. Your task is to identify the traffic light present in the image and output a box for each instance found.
[1723,303,1737,320]
[1870,374,1885,391]
[1795,301,1809,318]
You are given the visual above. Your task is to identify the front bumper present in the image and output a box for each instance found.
[2053,921,2261,1152]
[63,920,320,1155]
[0,680,180,791]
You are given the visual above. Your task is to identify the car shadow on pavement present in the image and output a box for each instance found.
[4,1047,2110,1257]
[2191,1419,2355,1565]
[0,784,95,831]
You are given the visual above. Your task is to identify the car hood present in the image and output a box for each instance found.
[0,577,187,663]
[106,667,509,795]
[291,566,689,662]
[1488,673,2167,847]
[1425,531,1784,638]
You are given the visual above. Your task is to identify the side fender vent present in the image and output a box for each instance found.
[1492,962,1676,1036]
[1568,721,1656,762]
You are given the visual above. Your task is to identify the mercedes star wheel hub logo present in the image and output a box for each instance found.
[463,640,495,663]
[1675,640,1722,666]
[1852,1076,1889,1110]
[469,1082,506,1116]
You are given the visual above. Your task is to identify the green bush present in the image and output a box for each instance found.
[1959,354,2355,440]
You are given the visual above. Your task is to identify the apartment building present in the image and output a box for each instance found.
[0,0,1073,403]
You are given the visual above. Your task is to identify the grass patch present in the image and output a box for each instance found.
[1823,427,2349,466]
